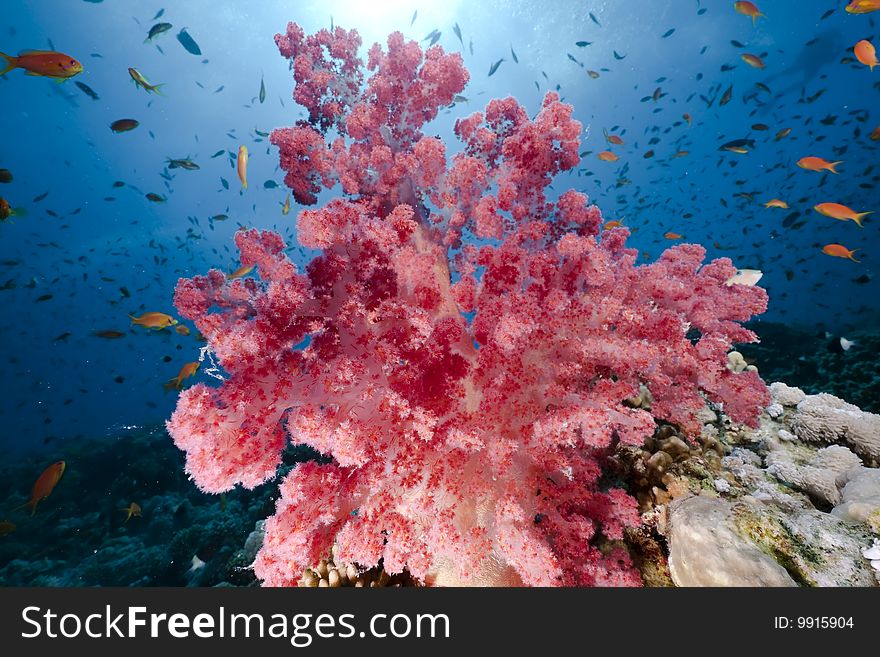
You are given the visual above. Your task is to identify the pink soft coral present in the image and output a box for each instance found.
[167,24,769,587]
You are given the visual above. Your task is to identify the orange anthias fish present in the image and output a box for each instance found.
[797,156,842,173]
[814,203,873,227]
[175,324,191,336]
[598,151,619,162]
[605,133,624,145]
[128,312,178,329]
[854,40,878,70]
[227,264,255,280]
[683,113,692,125]
[764,198,788,209]
[822,244,860,262]
[846,0,880,14]
[281,192,291,215]
[664,231,683,240]
[603,220,624,230]
[0,50,83,79]
[734,1,766,24]
[120,502,142,523]
[16,461,65,515]
[871,125,880,141]
[741,54,765,69]
[0,520,16,537]
[237,145,248,189]
[164,362,200,390]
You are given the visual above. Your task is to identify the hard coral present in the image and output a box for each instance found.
[167,23,769,587]
[788,393,880,464]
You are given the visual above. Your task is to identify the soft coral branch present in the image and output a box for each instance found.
[167,23,770,587]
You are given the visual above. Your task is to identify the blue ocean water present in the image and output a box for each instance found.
[0,0,878,585]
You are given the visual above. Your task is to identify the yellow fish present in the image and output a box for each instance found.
[281,192,291,215]
[120,502,142,523]
[128,67,164,94]
[237,145,248,189]
[128,312,178,329]
[227,264,255,280]
[741,54,765,69]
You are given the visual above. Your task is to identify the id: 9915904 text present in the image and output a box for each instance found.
[774,617,854,630]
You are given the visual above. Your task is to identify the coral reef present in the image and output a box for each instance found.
[167,22,769,587]
[0,426,292,587]
[653,382,879,586]
[786,391,880,464]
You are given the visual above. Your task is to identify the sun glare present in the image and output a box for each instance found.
[321,0,464,45]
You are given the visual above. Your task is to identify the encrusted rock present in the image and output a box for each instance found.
[242,520,265,563]
[731,502,877,587]
[666,495,877,587]
[696,405,718,426]
[832,467,880,528]
[666,496,797,587]
[656,383,879,587]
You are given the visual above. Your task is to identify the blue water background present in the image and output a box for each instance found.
[0,0,877,453]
